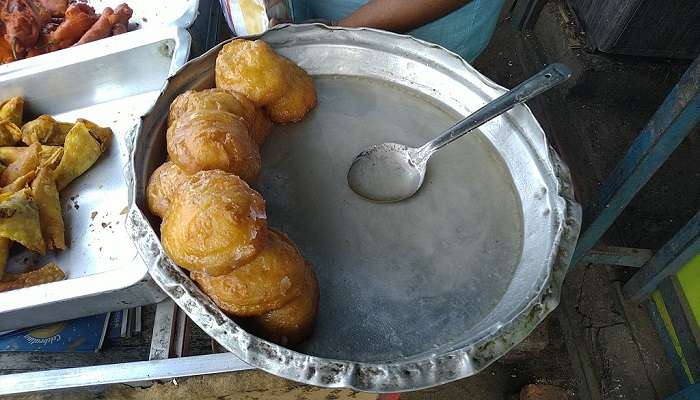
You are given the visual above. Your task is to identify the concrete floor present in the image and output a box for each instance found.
[5,0,696,399]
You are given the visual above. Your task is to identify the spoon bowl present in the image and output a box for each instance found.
[346,143,425,202]
[347,63,572,202]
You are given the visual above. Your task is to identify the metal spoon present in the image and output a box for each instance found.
[347,63,572,202]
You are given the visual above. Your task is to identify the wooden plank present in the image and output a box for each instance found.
[572,56,700,264]
[624,211,700,302]
[659,279,700,383]
[581,245,653,267]
[647,294,695,387]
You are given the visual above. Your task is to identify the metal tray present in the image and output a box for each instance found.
[0,0,200,77]
[128,24,582,391]
[0,27,191,331]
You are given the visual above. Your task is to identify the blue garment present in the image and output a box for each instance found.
[288,0,505,62]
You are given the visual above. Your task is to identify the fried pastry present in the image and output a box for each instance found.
[54,121,111,190]
[146,161,189,218]
[0,188,45,254]
[21,115,73,145]
[161,170,267,276]
[266,59,317,123]
[247,261,319,346]
[191,230,306,317]
[31,167,64,250]
[0,120,21,146]
[215,40,288,107]
[0,142,40,187]
[0,96,24,127]
[167,110,260,182]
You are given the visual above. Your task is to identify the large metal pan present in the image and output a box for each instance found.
[127,24,581,392]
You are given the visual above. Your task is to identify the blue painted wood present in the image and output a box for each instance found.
[659,279,700,383]
[572,55,700,264]
[666,383,700,400]
[647,300,694,387]
[624,211,700,302]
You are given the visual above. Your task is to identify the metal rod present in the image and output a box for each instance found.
[572,55,700,264]
[0,353,253,396]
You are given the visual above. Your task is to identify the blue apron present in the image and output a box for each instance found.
[288,0,505,62]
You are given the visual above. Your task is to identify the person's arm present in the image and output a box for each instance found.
[338,0,470,33]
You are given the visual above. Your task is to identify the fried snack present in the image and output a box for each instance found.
[1,170,35,193]
[248,261,319,345]
[0,0,50,52]
[0,188,45,254]
[21,114,73,145]
[161,170,267,276]
[32,167,64,249]
[0,142,40,186]
[0,262,64,292]
[168,89,254,127]
[54,121,110,190]
[250,107,273,147]
[215,40,288,107]
[109,3,132,36]
[39,0,68,17]
[266,59,317,123]
[0,144,62,165]
[146,161,189,218]
[0,37,14,64]
[0,238,8,279]
[48,3,97,51]
[0,120,22,146]
[0,96,24,126]
[167,110,260,182]
[191,230,306,317]
[76,118,112,152]
[75,7,113,45]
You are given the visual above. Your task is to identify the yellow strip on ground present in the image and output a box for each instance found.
[653,289,695,383]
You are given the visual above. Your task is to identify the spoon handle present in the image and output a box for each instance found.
[417,63,572,160]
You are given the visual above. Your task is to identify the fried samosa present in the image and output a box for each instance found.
[0,188,45,254]
[0,262,65,292]
[53,121,109,190]
[32,167,64,250]
[0,120,22,146]
[21,115,73,145]
[0,97,24,126]
[0,142,40,187]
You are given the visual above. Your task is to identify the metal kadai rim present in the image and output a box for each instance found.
[125,24,582,392]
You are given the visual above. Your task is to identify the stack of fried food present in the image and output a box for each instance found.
[0,95,112,291]
[0,1,133,64]
[147,39,319,346]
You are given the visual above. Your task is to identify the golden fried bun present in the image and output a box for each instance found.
[215,40,287,107]
[211,90,272,147]
[146,161,189,218]
[248,261,319,346]
[161,170,268,276]
[168,89,256,128]
[166,110,261,182]
[266,60,317,123]
[250,108,273,147]
[191,230,306,317]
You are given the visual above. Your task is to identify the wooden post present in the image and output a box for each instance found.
[572,56,700,264]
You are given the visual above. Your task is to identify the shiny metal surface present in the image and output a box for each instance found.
[0,0,199,78]
[0,27,191,331]
[347,64,572,202]
[0,353,252,396]
[128,24,582,391]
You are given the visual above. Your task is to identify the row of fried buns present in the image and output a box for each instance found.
[146,39,319,346]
